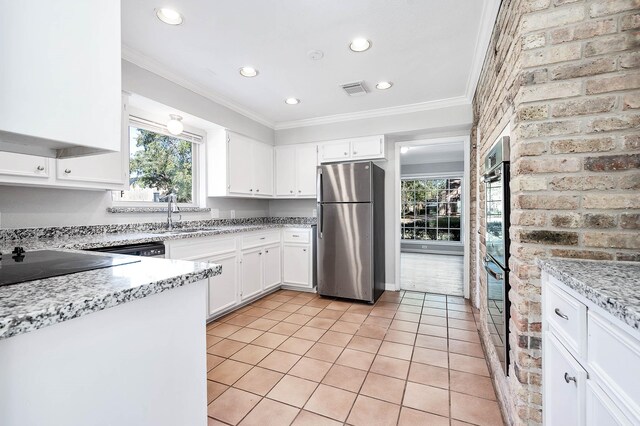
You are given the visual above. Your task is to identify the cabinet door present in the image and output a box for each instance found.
[207,253,238,318]
[544,332,587,426]
[254,142,274,196]
[586,380,633,426]
[351,136,384,159]
[275,146,296,196]
[263,245,282,291]
[296,144,318,197]
[56,151,124,187]
[283,245,311,287]
[319,140,351,163]
[240,249,263,301]
[228,133,254,195]
[0,152,50,179]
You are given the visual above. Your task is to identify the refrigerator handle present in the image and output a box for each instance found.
[317,167,323,239]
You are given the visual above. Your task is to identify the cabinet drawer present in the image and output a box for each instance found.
[242,231,281,249]
[546,278,587,357]
[283,229,310,244]
[167,236,236,260]
[588,311,640,419]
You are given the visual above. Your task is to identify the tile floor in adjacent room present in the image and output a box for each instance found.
[205,290,504,426]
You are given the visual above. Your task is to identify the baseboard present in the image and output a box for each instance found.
[385,283,399,292]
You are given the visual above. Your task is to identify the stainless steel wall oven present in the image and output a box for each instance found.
[483,136,511,374]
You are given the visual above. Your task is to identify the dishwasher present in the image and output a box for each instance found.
[86,242,166,258]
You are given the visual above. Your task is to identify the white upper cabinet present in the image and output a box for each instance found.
[319,135,386,163]
[274,143,318,198]
[0,152,50,181]
[275,146,296,196]
[208,130,274,197]
[0,0,121,158]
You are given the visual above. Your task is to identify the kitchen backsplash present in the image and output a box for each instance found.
[0,217,316,242]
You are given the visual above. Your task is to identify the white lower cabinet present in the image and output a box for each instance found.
[165,228,311,320]
[282,228,313,290]
[207,252,238,318]
[543,272,640,426]
[240,248,263,301]
[263,244,282,291]
[544,333,586,426]
[283,245,310,287]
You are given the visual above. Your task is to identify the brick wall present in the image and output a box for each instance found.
[471,0,639,424]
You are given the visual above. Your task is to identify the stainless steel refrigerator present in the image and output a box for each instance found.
[316,161,385,303]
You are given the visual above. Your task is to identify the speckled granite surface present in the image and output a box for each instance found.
[0,251,220,340]
[106,206,212,213]
[538,258,640,331]
[0,217,316,252]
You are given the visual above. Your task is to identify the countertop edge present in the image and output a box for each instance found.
[0,264,221,341]
[537,259,640,332]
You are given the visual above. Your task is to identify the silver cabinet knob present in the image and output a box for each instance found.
[36,165,45,171]
[64,169,71,174]
[298,190,301,193]
[564,373,576,384]
[290,190,293,193]
[554,308,568,320]
[265,250,269,254]
[249,189,253,192]
[256,189,260,192]
[353,151,358,155]
[303,248,307,252]
[344,152,348,156]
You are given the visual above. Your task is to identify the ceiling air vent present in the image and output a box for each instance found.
[340,81,368,97]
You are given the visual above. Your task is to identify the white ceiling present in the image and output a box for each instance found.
[122,1,498,128]
[400,141,464,165]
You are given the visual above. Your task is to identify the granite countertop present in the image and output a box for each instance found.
[0,251,221,340]
[538,258,640,331]
[0,223,314,253]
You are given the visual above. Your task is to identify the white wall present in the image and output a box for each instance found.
[401,161,464,176]
[268,199,316,218]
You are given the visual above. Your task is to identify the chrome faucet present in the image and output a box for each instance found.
[167,193,180,230]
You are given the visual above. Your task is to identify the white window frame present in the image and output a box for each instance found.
[111,107,206,208]
[400,172,464,247]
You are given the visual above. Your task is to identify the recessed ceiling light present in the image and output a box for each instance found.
[349,38,371,52]
[401,147,410,154]
[285,98,300,105]
[156,8,183,25]
[239,67,259,77]
[376,81,393,90]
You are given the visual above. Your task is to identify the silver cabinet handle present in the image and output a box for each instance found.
[64,169,71,174]
[554,308,568,320]
[343,152,348,155]
[292,235,299,238]
[564,373,576,384]
[36,165,45,171]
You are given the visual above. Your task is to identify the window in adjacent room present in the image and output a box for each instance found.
[112,115,203,205]
[401,177,462,242]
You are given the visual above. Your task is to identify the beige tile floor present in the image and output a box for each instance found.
[205,290,504,426]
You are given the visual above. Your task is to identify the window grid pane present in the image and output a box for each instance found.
[400,177,462,242]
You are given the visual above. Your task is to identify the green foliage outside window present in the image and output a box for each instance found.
[128,128,193,203]
[401,178,462,242]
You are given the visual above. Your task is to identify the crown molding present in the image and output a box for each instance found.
[273,96,471,130]
[464,0,501,101]
[121,45,276,129]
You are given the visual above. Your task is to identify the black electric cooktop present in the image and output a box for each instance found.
[0,248,141,287]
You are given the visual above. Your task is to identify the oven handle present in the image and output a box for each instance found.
[483,168,501,183]
[483,256,504,281]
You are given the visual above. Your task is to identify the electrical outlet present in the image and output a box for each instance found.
[312,209,317,217]
[230,210,236,219]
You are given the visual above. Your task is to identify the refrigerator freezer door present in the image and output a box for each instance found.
[319,162,372,203]
[318,202,373,301]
